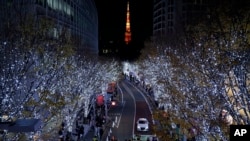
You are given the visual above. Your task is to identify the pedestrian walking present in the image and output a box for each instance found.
[76,124,81,140]
[58,129,64,141]
[65,131,71,141]
[99,128,104,138]
[79,125,84,138]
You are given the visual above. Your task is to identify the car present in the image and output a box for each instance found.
[136,118,149,131]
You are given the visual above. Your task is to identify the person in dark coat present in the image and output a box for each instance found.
[79,125,84,137]
[65,131,71,141]
[58,129,64,141]
[76,126,80,139]
[99,128,104,138]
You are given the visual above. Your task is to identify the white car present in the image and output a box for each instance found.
[136,118,149,131]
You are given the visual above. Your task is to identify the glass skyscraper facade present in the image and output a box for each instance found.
[153,0,210,37]
[0,0,98,54]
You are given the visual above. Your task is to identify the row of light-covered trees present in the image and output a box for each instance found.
[0,15,121,140]
[136,1,250,140]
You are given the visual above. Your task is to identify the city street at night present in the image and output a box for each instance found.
[0,0,250,141]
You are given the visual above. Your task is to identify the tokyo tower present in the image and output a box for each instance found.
[124,1,131,45]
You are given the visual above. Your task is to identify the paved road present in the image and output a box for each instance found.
[122,80,153,136]
[108,80,153,140]
[108,80,135,140]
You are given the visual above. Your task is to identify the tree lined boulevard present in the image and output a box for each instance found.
[1,1,249,140]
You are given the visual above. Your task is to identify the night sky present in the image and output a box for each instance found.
[94,0,153,49]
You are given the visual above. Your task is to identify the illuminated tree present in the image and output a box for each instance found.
[0,2,121,140]
[137,1,249,140]
[186,0,250,122]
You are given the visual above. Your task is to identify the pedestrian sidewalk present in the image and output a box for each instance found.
[82,124,95,141]
[82,121,112,141]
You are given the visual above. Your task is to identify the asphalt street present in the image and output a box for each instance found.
[83,79,156,141]
[107,80,154,140]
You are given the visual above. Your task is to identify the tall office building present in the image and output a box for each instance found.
[124,1,132,45]
[153,0,210,37]
[0,0,98,54]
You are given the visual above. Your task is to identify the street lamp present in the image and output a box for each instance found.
[111,101,116,106]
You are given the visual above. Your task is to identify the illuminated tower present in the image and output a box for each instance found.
[124,1,131,45]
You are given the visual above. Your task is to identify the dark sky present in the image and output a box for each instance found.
[94,0,153,46]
